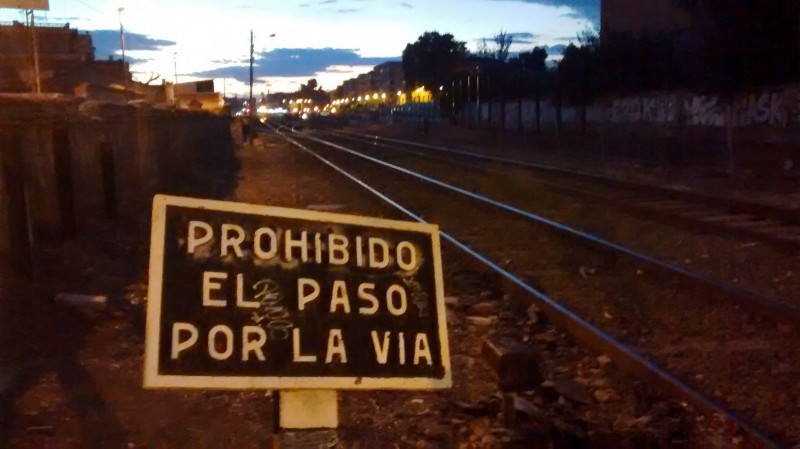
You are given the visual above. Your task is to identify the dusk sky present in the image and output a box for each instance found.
[0,0,598,95]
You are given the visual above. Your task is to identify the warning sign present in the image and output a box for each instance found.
[0,0,49,10]
[144,195,451,390]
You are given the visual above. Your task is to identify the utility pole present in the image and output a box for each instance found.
[249,29,254,118]
[28,10,41,94]
[118,8,129,102]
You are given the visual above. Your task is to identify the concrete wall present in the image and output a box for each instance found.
[461,84,800,132]
[0,95,237,268]
[452,84,800,169]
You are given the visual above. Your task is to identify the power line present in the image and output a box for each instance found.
[70,0,102,14]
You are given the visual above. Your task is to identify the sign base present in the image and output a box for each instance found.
[275,430,338,449]
[278,390,338,429]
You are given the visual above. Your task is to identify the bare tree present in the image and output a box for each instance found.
[476,39,492,58]
[475,31,514,61]
[493,30,513,62]
[143,72,161,85]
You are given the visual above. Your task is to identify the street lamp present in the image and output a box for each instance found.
[118,7,129,101]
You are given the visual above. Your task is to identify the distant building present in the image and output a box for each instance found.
[0,22,226,112]
[336,60,404,102]
[600,0,691,39]
[171,80,225,113]
[371,61,404,94]
[600,0,800,91]
[0,21,128,95]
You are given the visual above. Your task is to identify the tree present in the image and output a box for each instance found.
[299,78,319,96]
[515,47,548,131]
[402,31,468,91]
[558,31,600,134]
[476,39,492,59]
[518,47,547,73]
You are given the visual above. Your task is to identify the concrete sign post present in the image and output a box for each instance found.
[144,195,450,433]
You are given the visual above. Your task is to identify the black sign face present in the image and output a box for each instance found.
[144,195,450,390]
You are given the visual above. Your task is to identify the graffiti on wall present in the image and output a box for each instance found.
[683,96,726,127]
[606,86,800,128]
[611,96,678,124]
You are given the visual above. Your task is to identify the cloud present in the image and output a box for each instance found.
[336,8,360,13]
[212,59,246,65]
[300,0,336,5]
[510,32,537,39]
[89,30,176,59]
[487,0,599,25]
[189,47,398,83]
[123,57,151,65]
[49,16,84,22]
[552,36,575,42]
[476,32,541,46]
[321,65,369,74]
[560,12,583,20]
[400,2,413,8]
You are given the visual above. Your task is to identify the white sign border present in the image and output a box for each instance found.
[144,194,452,390]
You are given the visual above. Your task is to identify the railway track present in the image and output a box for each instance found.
[295,127,800,324]
[321,128,800,254]
[262,121,796,447]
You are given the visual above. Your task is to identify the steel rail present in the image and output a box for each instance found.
[270,126,781,449]
[330,129,800,226]
[286,129,800,324]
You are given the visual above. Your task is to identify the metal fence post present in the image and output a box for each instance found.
[99,140,117,219]
[53,125,76,240]
[1,127,33,276]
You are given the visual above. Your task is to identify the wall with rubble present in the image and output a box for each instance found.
[0,95,237,273]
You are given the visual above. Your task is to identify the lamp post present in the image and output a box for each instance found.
[118,7,129,102]
[27,10,41,94]
[249,29,254,118]
[249,32,276,118]
[173,52,178,106]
